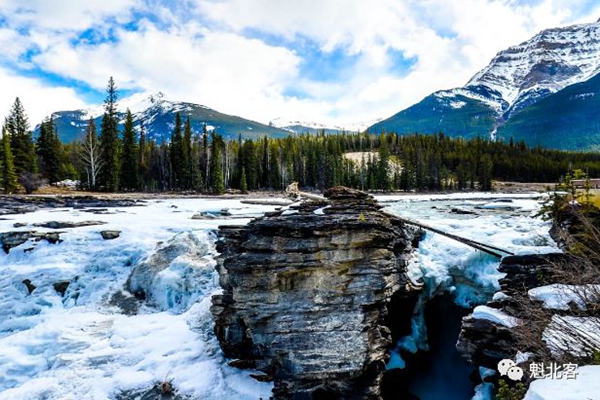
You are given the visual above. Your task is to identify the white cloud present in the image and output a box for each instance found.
[0,68,89,125]
[32,24,302,122]
[0,0,597,128]
[0,0,139,31]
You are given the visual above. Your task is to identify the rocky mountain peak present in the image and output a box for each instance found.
[466,20,600,111]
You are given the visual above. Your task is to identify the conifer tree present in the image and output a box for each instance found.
[169,112,184,189]
[202,126,210,190]
[375,133,392,191]
[210,132,225,194]
[1,127,18,193]
[182,117,192,189]
[36,118,62,184]
[479,154,494,191]
[5,97,37,174]
[190,136,203,191]
[138,121,148,191]
[120,109,139,190]
[240,166,248,194]
[99,77,121,191]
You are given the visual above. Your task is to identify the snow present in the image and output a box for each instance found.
[528,284,600,310]
[313,206,330,215]
[384,193,556,308]
[492,292,510,301]
[0,198,279,399]
[524,365,600,400]
[466,20,600,110]
[269,116,381,133]
[0,192,562,399]
[385,193,554,383]
[472,306,519,328]
[543,315,600,357]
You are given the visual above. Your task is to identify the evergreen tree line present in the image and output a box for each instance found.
[4,77,600,194]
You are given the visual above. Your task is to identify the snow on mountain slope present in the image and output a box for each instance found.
[467,20,600,114]
[44,92,290,143]
[270,117,381,134]
[369,19,600,149]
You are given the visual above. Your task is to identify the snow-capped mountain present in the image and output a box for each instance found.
[369,19,600,150]
[42,92,290,143]
[270,117,381,135]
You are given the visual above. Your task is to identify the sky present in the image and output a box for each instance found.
[0,0,598,129]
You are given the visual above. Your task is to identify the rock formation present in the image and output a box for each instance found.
[0,231,63,253]
[211,187,420,399]
[456,253,575,369]
[100,230,121,240]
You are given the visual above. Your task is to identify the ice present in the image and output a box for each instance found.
[0,198,277,399]
[386,193,555,380]
[524,365,600,400]
[0,193,561,399]
[472,305,519,328]
[384,194,557,308]
[471,383,494,400]
[528,284,600,311]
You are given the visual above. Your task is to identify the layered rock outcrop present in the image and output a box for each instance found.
[211,187,420,399]
[457,253,576,369]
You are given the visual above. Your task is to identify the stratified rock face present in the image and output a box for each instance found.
[211,187,418,399]
[456,253,576,369]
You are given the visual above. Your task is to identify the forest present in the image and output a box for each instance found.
[2,77,600,195]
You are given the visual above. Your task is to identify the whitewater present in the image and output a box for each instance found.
[0,193,560,399]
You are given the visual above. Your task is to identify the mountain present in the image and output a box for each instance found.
[42,92,291,143]
[270,118,380,135]
[369,20,600,150]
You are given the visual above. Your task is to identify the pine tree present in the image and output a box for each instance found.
[182,117,192,189]
[120,109,139,190]
[210,132,225,194]
[169,112,184,189]
[138,121,148,191]
[240,166,248,194]
[1,127,18,193]
[5,97,37,174]
[98,77,121,191]
[376,134,391,191]
[190,135,203,191]
[479,154,494,191]
[36,118,62,184]
[202,127,210,190]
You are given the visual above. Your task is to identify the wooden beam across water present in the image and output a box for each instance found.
[284,183,514,259]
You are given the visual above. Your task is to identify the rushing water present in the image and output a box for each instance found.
[0,194,558,399]
[380,193,558,399]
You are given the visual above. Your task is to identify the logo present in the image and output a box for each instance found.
[498,359,524,381]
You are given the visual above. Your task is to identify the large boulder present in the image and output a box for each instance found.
[211,187,420,399]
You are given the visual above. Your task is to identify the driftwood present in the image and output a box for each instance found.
[285,183,514,259]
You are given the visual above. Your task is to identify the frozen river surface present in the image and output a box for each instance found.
[0,193,556,399]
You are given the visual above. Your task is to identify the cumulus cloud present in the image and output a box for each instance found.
[0,0,597,127]
[0,68,88,125]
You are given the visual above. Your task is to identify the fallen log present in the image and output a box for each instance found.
[285,183,514,259]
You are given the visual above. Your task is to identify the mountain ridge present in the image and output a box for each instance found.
[369,19,600,150]
[41,92,292,143]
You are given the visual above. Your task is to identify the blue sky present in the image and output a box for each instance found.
[0,0,598,128]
